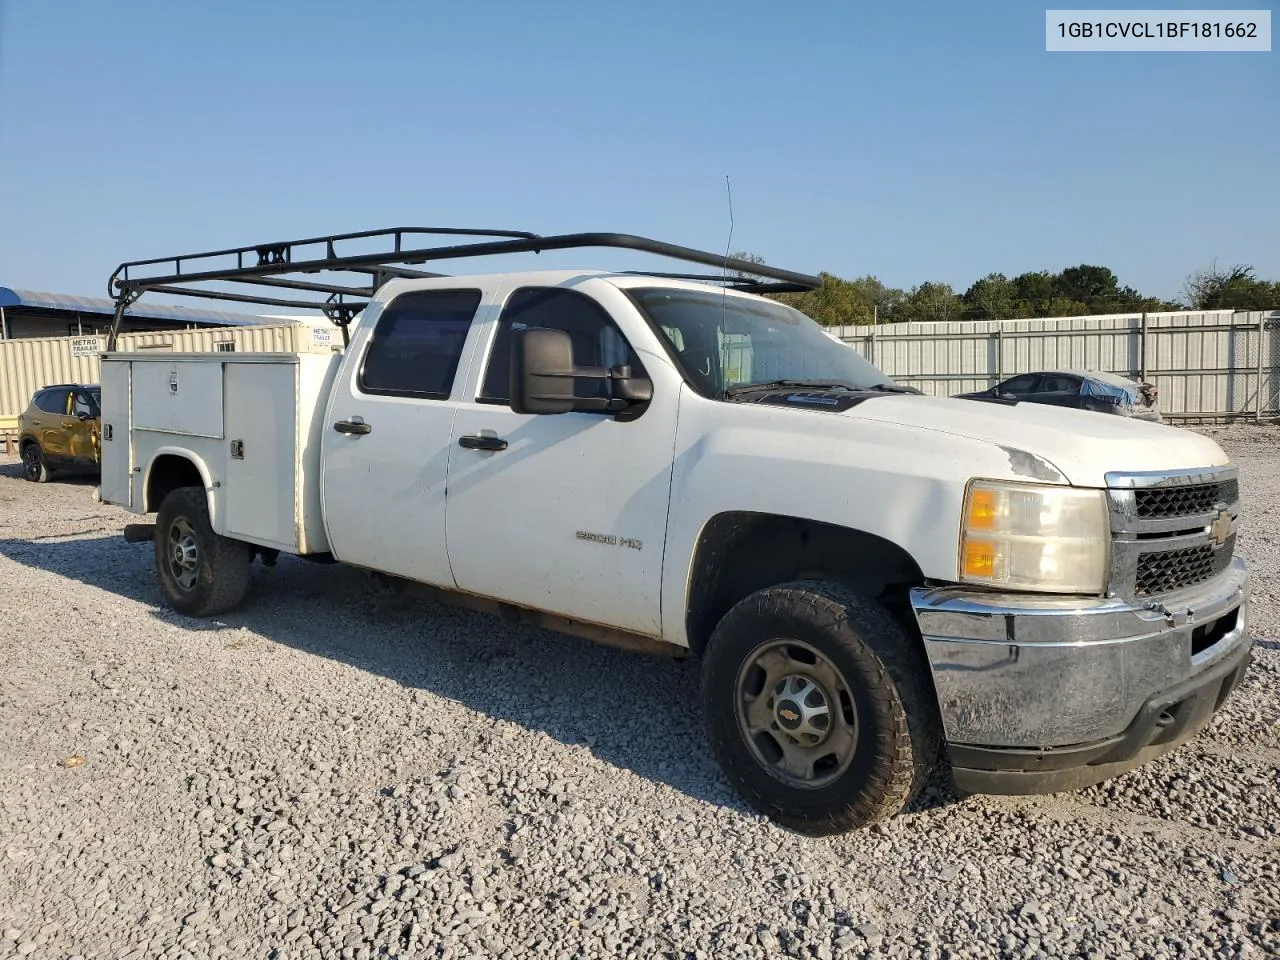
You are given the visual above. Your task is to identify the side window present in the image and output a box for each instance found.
[36,389,70,414]
[1037,374,1079,393]
[359,289,482,399]
[999,375,1039,398]
[479,288,647,405]
[73,392,95,417]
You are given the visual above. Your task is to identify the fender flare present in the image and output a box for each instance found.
[142,447,219,526]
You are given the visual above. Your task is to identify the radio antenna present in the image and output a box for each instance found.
[722,175,735,283]
[721,175,734,338]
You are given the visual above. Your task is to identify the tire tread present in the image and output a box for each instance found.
[155,486,251,617]
[702,579,940,834]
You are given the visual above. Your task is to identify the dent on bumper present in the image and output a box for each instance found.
[910,557,1250,749]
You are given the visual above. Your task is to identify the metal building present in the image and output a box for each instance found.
[0,287,268,340]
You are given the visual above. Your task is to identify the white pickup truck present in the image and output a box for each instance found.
[97,228,1252,834]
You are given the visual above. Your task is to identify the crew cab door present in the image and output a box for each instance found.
[444,284,676,637]
[320,287,490,586]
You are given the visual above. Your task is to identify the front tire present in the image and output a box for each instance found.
[21,442,49,483]
[701,580,940,835]
[154,486,251,617]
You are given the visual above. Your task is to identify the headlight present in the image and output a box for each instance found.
[959,480,1109,594]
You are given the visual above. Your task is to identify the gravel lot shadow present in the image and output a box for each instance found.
[0,461,99,483]
[0,534,743,811]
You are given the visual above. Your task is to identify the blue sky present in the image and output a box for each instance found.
[0,0,1275,307]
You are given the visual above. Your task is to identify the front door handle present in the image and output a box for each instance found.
[333,419,372,435]
[458,434,508,452]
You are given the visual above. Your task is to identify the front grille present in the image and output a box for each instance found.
[1134,535,1236,597]
[1134,479,1238,519]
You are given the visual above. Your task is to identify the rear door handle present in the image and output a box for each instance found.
[458,434,508,452]
[333,419,372,435]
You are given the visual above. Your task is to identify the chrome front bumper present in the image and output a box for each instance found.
[911,558,1250,777]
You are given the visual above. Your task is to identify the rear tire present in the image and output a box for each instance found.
[701,580,940,835]
[21,442,49,483]
[154,486,251,617]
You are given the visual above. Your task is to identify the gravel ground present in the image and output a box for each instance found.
[1,424,1278,960]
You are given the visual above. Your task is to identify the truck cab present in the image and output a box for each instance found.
[96,228,1252,834]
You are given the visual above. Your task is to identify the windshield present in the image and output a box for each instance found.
[625,287,896,397]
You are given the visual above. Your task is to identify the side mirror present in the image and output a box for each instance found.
[611,365,653,403]
[510,327,654,416]
[511,327,577,415]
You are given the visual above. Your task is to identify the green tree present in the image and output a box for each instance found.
[765,272,907,326]
[1182,263,1280,310]
[1054,265,1121,311]
[1012,271,1057,316]
[897,282,963,323]
[962,273,1019,320]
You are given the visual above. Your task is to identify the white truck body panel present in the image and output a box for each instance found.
[99,360,133,508]
[847,392,1229,488]
[132,360,225,439]
[223,362,298,547]
[101,349,342,555]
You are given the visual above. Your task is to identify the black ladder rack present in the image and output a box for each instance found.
[105,226,822,349]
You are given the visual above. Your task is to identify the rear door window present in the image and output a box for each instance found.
[359,290,483,400]
[35,389,71,414]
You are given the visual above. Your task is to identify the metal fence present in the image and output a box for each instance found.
[2,309,1278,424]
[829,309,1280,422]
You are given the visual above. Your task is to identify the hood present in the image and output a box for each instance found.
[844,395,1228,487]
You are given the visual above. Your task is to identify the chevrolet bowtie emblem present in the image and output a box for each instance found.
[1209,508,1232,547]
[779,708,799,722]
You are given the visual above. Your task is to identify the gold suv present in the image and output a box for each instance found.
[17,383,101,482]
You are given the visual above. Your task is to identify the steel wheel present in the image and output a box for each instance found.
[166,516,201,592]
[735,638,859,790]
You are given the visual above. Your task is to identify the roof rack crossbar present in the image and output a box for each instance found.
[729,281,817,295]
[349,265,452,281]
[614,270,815,294]
[106,227,822,349]
[230,275,376,298]
[144,284,366,313]
[111,230,820,296]
[110,226,538,279]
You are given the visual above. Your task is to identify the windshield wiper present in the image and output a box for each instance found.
[721,379,920,399]
[721,379,858,398]
[862,383,922,394]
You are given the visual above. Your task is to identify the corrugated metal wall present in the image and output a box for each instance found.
[0,324,309,419]
[832,309,1280,421]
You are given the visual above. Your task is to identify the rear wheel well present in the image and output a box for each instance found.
[685,512,925,656]
[146,455,205,513]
